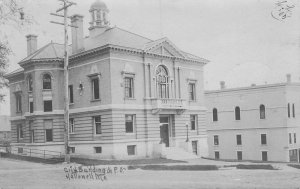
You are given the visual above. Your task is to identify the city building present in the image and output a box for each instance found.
[205,75,300,162]
[4,0,209,159]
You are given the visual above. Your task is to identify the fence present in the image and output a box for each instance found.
[9,146,63,160]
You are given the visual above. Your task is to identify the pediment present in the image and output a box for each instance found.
[145,38,186,58]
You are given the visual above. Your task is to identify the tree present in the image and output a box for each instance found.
[0,0,31,101]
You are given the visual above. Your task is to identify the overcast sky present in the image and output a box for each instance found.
[0,0,300,115]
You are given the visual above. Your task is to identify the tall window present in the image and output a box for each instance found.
[28,75,33,92]
[235,106,241,120]
[189,83,196,101]
[213,108,218,122]
[44,120,53,142]
[69,118,75,133]
[236,134,242,145]
[260,104,265,119]
[125,77,134,98]
[289,133,292,144]
[292,104,295,118]
[214,135,219,145]
[156,65,169,98]
[94,116,101,135]
[237,151,242,160]
[29,100,33,113]
[45,129,53,142]
[190,115,197,130]
[69,85,74,103]
[29,121,34,143]
[43,74,51,90]
[125,115,134,133]
[92,77,100,100]
[261,134,267,145]
[17,124,23,139]
[294,133,297,143]
[15,93,22,113]
[288,103,290,118]
[44,100,52,112]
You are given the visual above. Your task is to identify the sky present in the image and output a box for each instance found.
[0,0,300,115]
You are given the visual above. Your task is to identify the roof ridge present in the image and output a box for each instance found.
[114,27,153,41]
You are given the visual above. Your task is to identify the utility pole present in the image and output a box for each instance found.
[50,0,76,163]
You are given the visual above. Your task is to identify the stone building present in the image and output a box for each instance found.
[5,0,209,159]
[205,75,300,162]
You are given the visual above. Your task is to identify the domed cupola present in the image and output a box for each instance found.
[89,0,110,34]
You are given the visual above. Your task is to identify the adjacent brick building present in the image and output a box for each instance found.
[205,76,300,162]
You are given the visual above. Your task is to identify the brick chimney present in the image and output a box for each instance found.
[26,34,37,56]
[220,81,225,90]
[286,74,291,83]
[71,14,84,54]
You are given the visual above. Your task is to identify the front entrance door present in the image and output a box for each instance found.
[160,116,169,147]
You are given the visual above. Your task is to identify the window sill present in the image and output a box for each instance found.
[189,100,197,103]
[69,132,76,135]
[125,132,135,135]
[90,99,101,102]
[261,144,267,146]
[69,103,74,106]
[42,89,52,92]
[94,134,102,136]
[124,98,136,100]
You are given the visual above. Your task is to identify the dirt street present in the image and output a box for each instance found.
[0,158,300,189]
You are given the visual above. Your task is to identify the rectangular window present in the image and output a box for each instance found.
[293,103,295,118]
[29,101,33,113]
[294,133,297,144]
[94,147,102,154]
[125,77,134,98]
[127,145,136,155]
[15,93,22,113]
[189,83,196,101]
[236,134,242,145]
[261,134,267,145]
[125,115,134,133]
[190,115,197,130]
[192,141,198,155]
[289,133,292,144]
[69,147,75,153]
[215,151,220,159]
[69,85,74,103]
[94,116,101,135]
[237,151,243,160]
[17,124,23,139]
[262,151,268,161]
[45,129,53,142]
[214,135,219,145]
[44,100,52,112]
[92,78,100,100]
[69,118,75,133]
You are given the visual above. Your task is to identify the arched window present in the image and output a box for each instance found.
[213,108,218,122]
[260,104,266,119]
[43,74,52,90]
[235,106,240,120]
[28,75,33,92]
[156,65,169,98]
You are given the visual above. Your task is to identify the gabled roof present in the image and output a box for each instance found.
[20,42,66,64]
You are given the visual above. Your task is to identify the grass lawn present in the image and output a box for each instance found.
[287,164,300,169]
[128,164,218,171]
[236,164,276,170]
[1,153,186,165]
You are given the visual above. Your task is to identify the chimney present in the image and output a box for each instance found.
[71,14,84,54]
[220,81,225,90]
[286,74,291,83]
[26,34,37,56]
